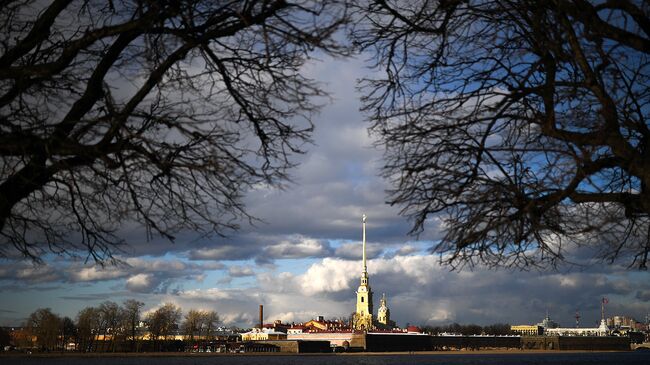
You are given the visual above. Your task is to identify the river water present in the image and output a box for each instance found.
[2,352,650,365]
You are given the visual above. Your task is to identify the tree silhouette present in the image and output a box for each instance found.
[354,1,650,268]
[26,308,62,351]
[0,0,349,263]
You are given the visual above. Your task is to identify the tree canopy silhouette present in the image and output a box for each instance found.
[0,0,349,262]
[354,1,650,268]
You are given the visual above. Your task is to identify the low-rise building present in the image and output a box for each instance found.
[543,319,610,337]
[241,328,287,341]
[606,315,639,329]
[511,325,543,336]
[287,325,307,334]
[303,317,349,332]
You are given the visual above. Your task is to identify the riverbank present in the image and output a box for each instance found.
[0,348,636,358]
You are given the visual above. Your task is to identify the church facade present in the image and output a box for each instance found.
[352,214,393,331]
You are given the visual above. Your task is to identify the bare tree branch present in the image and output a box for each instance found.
[354,0,650,269]
[0,0,350,263]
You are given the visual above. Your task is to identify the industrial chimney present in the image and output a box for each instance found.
[259,304,263,329]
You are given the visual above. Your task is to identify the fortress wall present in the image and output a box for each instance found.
[365,334,432,351]
[259,340,331,353]
[521,336,630,351]
[521,336,560,350]
[558,336,630,351]
[430,336,521,350]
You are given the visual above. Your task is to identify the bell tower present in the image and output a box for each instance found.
[377,293,391,326]
[353,214,374,331]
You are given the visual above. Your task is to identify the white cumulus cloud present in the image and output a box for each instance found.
[125,273,158,293]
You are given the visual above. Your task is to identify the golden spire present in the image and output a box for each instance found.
[362,214,367,273]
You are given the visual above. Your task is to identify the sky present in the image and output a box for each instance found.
[1,55,650,330]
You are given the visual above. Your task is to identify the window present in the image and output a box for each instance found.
[361,297,364,302]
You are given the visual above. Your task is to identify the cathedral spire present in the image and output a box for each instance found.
[353,213,373,331]
[362,214,367,273]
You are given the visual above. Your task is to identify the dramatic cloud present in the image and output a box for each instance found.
[334,242,383,260]
[636,290,650,302]
[179,288,236,301]
[2,56,648,330]
[238,256,650,327]
[300,258,357,295]
[0,256,227,297]
[114,254,646,329]
[264,236,332,259]
[0,262,61,283]
[125,274,159,293]
[57,57,413,262]
[228,266,255,277]
[188,245,257,261]
[68,266,128,282]
[187,234,386,264]
[187,234,332,263]
[385,245,420,258]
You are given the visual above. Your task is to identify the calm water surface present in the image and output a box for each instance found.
[2,352,650,365]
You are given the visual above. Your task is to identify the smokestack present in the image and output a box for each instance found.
[259,304,263,329]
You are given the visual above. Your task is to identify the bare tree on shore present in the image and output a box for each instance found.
[25,308,62,351]
[182,309,220,342]
[123,299,144,352]
[77,306,100,352]
[146,302,181,350]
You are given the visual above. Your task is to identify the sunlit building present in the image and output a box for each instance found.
[510,325,543,336]
[241,327,287,341]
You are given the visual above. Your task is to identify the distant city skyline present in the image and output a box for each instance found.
[1,56,649,329]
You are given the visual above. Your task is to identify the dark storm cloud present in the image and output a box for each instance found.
[636,290,650,302]
[93,58,415,260]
